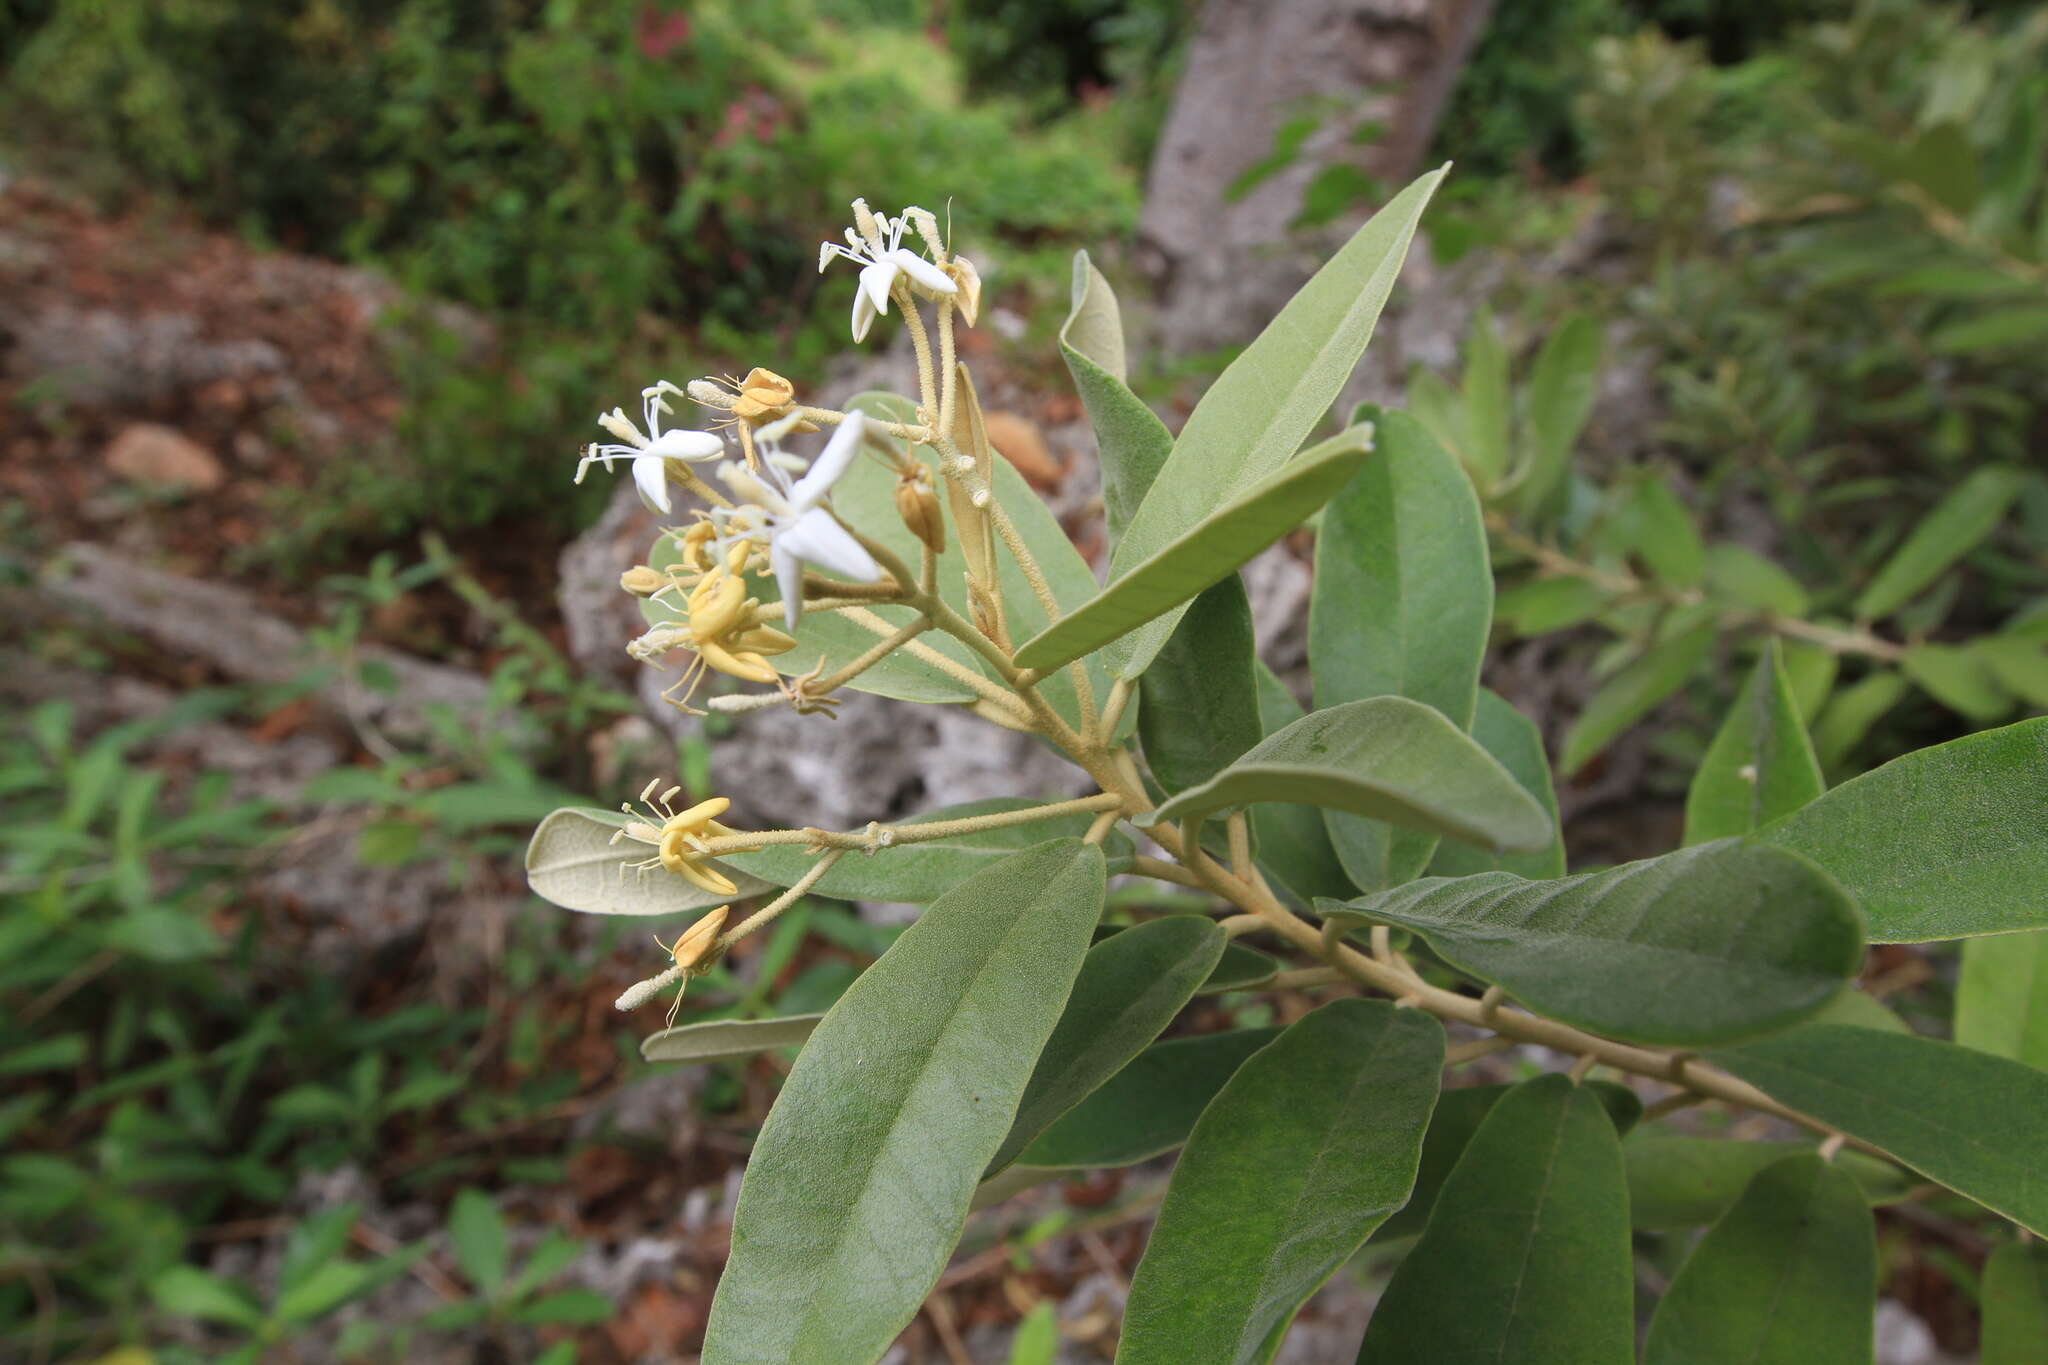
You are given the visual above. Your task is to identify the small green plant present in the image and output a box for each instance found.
[530,176,2048,1359]
[1410,304,2048,779]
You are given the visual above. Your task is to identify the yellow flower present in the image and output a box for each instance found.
[629,542,799,711]
[612,785,762,897]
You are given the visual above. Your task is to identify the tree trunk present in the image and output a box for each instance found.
[1139,0,1493,352]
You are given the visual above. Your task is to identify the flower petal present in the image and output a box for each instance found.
[771,537,806,630]
[648,428,726,461]
[781,508,883,584]
[851,287,876,344]
[631,454,673,514]
[789,411,864,509]
[890,247,957,295]
[859,259,899,319]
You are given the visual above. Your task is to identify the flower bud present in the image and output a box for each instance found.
[946,255,982,327]
[897,478,947,555]
[619,565,667,596]
[670,905,730,969]
[688,378,733,409]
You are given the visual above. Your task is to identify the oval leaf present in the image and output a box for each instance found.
[1311,407,1492,890]
[988,916,1225,1174]
[1379,1081,1643,1243]
[1759,717,2048,941]
[1016,426,1375,678]
[1643,1153,1877,1365]
[1684,639,1825,844]
[1355,1075,1634,1365]
[1138,573,1262,794]
[701,840,1107,1364]
[1709,1024,2048,1236]
[1118,1000,1444,1365]
[1153,696,1553,855]
[641,1015,824,1065]
[1019,1028,1281,1170]
[1059,167,1444,679]
[526,808,773,916]
[1323,839,1865,1046]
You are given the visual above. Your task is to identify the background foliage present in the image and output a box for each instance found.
[4,0,2044,1358]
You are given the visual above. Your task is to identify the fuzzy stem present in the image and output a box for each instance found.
[696,792,1125,856]
[714,849,847,951]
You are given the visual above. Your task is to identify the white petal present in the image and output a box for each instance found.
[890,247,957,295]
[818,241,837,273]
[851,287,876,344]
[789,412,864,509]
[859,259,899,318]
[781,509,882,584]
[771,537,805,630]
[647,428,726,461]
[631,454,673,514]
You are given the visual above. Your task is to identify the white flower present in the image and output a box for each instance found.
[818,199,957,343]
[715,412,884,627]
[575,380,725,513]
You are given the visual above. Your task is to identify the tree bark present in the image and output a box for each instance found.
[1139,0,1494,352]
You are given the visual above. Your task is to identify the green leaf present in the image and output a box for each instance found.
[1643,1154,1876,1365]
[1061,251,1171,547]
[1559,621,1715,776]
[448,1189,508,1295]
[1199,940,1280,993]
[1517,312,1603,520]
[1811,669,1911,768]
[1459,310,1511,487]
[1354,1075,1634,1365]
[1033,166,1445,678]
[1018,1028,1282,1169]
[1311,408,1492,890]
[1928,306,2048,356]
[1758,717,2048,940]
[1138,574,1262,794]
[1378,1081,1642,1242]
[1425,689,1565,880]
[275,1259,381,1325]
[1904,642,2013,722]
[729,798,1130,904]
[1624,1136,1910,1231]
[702,840,1106,1364]
[1496,576,1608,635]
[525,808,771,916]
[1979,638,2048,709]
[1958,932,2048,1068]
[1016,426,1375,678]
[1152,697,1552,857]
[1614,477,1706,590]
[1685,641,1825,844]
[641,1014,824,1065]
[1709,1024,2048,1235]
[1247,664,1355,907]
[1008,1301,1059,1365]
[1853,466,2023,621]
[1323,839,1864,1046]
[150,1266,264,1329]
[512,1289,613,1326]
[1983,1242,2048,1365]
[1704,543,1809,617]
[988,916,1224,1175]
[1118,1000,1444,1365]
